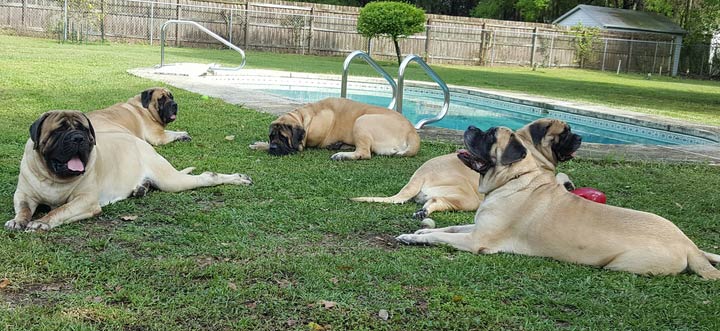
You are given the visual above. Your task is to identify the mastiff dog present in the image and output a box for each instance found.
[6,110,252,231]
[396,126,720,279]
[351,119,581,219]
[249,98,420,160]
[87,87,191,145]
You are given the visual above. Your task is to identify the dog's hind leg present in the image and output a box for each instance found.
[603,248,688,277]
[332,115,418,160]
[131,179,152,198]
[179,167,196,174]
[331,133,372,160]
[395,232,485,253]
[414,194,480,219]
[414,224,475,235]
[145,154,252,193]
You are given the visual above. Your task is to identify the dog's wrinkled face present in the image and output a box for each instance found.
[526,119,582,163]
[140,87,177,125]
[268,123,306,156]
[30,110,96,178]
[457,126,527,176]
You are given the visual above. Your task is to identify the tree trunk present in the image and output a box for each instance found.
[393,37,402,65]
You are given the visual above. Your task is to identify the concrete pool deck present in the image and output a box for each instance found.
[129,66,720,165]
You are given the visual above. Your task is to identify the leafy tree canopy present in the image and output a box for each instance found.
[357,1,426,64]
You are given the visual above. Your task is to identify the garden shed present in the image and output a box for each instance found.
[553,5,685,76]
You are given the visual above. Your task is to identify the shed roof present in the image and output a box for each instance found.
[553,5,686,35]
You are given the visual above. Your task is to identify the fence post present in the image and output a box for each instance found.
[175,0,181,47]
[548,33,555,67]
[601,39,607,71]
[307,7,314,54]
[479,23,486,65]
[424,18,431,62]
[228,10,233,44]
[700,45,706,76]
[63,0,68,42]
[530,27,538,67]
[99,0,105,42]
[668,38,674,76]
[626,36,633,73]
[149,2,155,45]
[652,41,658,72]
[490,30,495,66]
[244,2,249,49]
[21,0,26,28]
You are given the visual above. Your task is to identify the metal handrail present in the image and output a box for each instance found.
[160,19,246,71]
[341,50,397,110]
[397,54,450,129]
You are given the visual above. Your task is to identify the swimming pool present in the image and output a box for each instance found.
[255,86,716,146]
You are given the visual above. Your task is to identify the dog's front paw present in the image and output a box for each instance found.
[413,208,428,219]
[25,221,51,232]
[230,173,253,186]
[175,132,192,142]
[5,219,27,231]
[396,234,423,245]
[330,152,355,161]
[249,141,269,151]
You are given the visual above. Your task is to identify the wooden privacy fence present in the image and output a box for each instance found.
[0,0,713,76]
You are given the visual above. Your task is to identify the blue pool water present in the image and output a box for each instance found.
[259,88,714,145]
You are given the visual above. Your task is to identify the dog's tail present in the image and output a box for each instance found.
[687,249,720,280]
[351,176,423,204]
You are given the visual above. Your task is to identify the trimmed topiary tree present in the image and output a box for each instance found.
[357,1,426,65]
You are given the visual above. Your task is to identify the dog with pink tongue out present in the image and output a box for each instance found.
[6,110,252,231]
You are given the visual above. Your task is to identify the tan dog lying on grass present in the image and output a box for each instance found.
[250,97,420,160]
[6,110,252,231]
[397,126,720,279]
[87,87,191,145]
[352,119,581,219]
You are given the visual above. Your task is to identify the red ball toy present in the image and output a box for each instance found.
[571,187,607,204]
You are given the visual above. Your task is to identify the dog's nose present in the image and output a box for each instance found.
[71,135,85,143]
[269,143,278,150]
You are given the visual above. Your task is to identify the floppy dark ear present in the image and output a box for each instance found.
[500,135,527,166]
[268,123,280,137]
[529,121,550,145]
[140,89,154,109]
[82,113,96,145]
[291,126,306,148]
[29,113,49,150]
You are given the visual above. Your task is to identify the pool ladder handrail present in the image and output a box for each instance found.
[397,54,450,130]
[160,19,246,72]
[341,50,397,110]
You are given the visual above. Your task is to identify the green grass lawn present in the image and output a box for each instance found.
[1,35,720,330]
